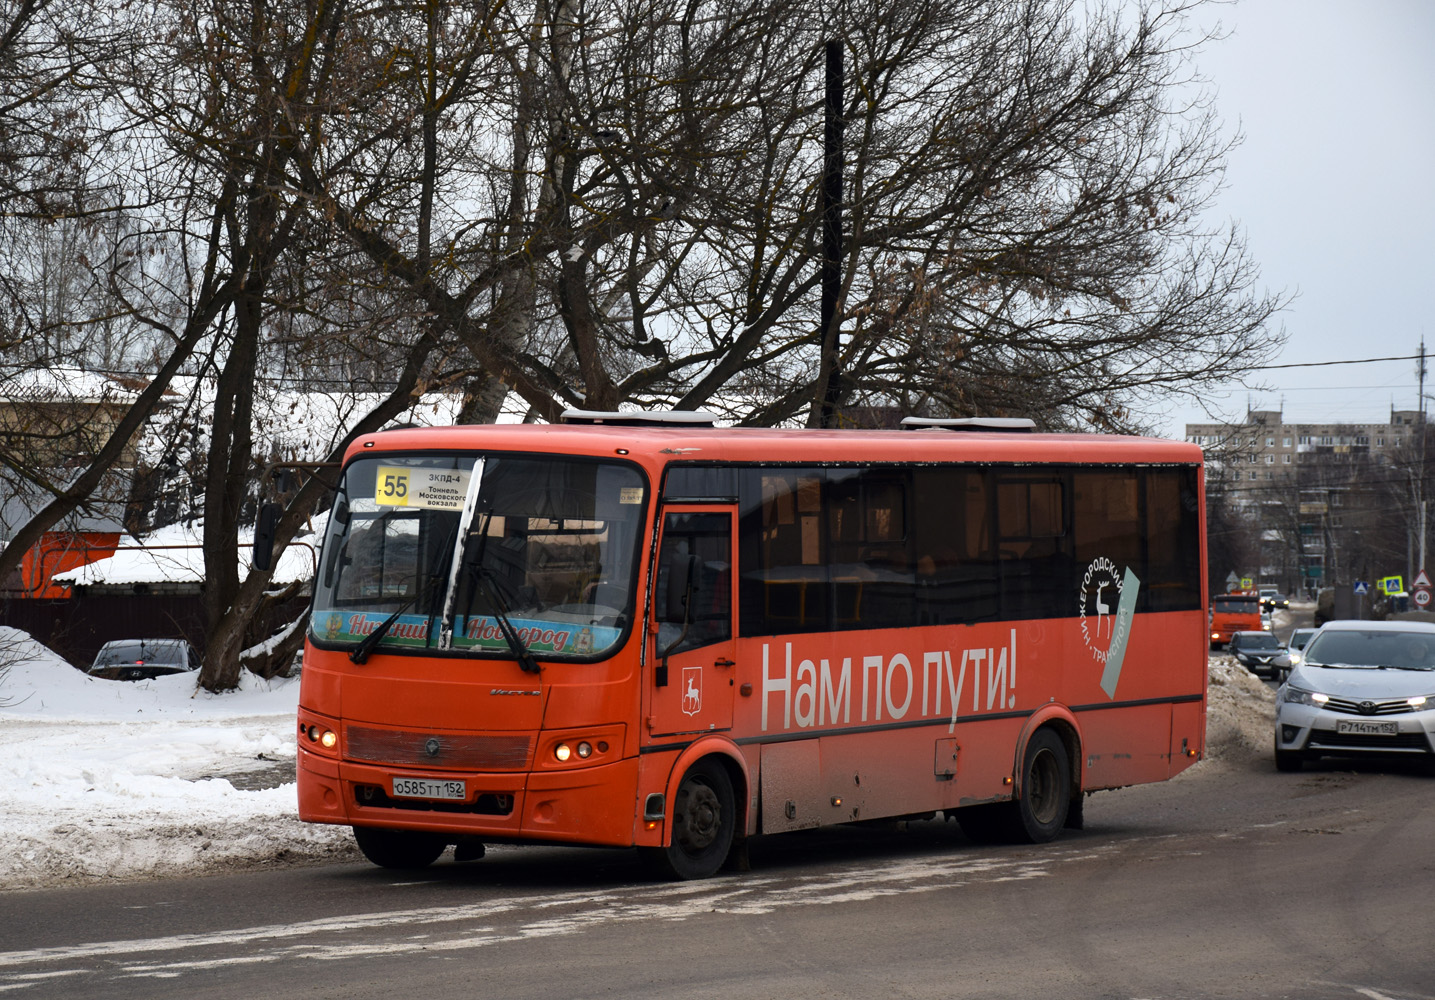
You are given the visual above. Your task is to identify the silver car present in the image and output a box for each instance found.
[1274,620,1435,772]
[1285,626,1318,667]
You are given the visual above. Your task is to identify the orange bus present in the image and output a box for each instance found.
[1209,592,1264,648]
[288,412,1207,879]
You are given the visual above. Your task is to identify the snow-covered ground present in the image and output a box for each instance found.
[0,625,1277,893]
[0,628,355,892]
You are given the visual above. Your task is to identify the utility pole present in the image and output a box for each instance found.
[1419,337,1428,578]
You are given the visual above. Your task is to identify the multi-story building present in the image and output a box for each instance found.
[1186,408,1422,490]
[1186,408,1428,598]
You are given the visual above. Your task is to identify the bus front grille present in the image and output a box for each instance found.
[346,726,534,770]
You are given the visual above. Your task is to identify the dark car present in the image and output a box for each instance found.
[1229,630,1292,680]
[88,639,201,681]
[1259,588,1291,610]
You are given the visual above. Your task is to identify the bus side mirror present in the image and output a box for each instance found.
[253,501,280,571]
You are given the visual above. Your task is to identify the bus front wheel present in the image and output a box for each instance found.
[352,826,447,870]
[641,758,735,880]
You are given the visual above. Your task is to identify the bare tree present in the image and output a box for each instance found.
[275,0,1283,432]
[2,0,1290,692]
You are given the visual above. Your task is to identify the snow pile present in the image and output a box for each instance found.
[1202,653,1277,764]
[0,628,355,891]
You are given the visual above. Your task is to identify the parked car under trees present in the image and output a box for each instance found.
[88,639,201,681]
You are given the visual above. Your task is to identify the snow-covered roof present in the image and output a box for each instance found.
[0,493,127,541]
[52,517,324,587]
[0,368,152,404]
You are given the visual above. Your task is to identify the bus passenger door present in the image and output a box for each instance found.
[647,508,737,737]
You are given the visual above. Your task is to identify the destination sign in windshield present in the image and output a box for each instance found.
[374,466,471,511]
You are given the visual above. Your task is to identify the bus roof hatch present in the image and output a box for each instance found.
[559,409,720,427]
[899,416,1037,432]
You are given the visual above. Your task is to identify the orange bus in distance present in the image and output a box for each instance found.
[285,411,1208,879]
[1209,592,1263,648]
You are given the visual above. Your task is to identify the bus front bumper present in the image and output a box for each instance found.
[297,748,642,848]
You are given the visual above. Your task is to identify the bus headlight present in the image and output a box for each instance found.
[543,727,623,768]
[299,718,340,754]
[553,741,594,761]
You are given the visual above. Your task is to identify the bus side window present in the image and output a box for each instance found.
[913,468,998,625]
[1073,470,1142,604]
[996,476,1069,619]
[1143,468,1202,611]
[655,512,732,654]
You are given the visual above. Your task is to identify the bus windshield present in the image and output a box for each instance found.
[309,453,647,661]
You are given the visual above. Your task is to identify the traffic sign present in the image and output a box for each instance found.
[1354,581,1370,595]
[1241,577,1253,590]
[1380,575,1405,595]
[1415,589,1432,608]
[1416,570,1432,589]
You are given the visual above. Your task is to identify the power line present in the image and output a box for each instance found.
[1248,353,1425,372]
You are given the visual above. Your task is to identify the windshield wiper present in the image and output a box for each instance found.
[475,565,541,674]
[350,522,459,665]
[349,597,416,665]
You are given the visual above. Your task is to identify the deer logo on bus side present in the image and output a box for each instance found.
[682,665,702,715]
[1080,557,1123,658]
[1079,556,1141,699]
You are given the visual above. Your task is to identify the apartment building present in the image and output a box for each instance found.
[1186,408,1422,492]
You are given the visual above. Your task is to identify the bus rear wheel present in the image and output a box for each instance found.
[352,826,447,869]
[641,758,735,880]
[1012,728,1072,842]
[959,729,1072,845]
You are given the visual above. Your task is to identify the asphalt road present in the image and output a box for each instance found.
[3,737,1434,1000]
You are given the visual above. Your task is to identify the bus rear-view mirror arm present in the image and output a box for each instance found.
[658,553,703,662]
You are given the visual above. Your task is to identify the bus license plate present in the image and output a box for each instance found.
[1336,720,1397,736]
[391,777,466,801]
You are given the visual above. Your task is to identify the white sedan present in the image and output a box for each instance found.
[1274,620,1435,772]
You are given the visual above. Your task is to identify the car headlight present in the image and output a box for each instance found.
[1288,650,1302,665]
[1280,686,1328,707]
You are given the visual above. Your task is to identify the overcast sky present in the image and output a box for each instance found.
[1151,0,1435,438]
